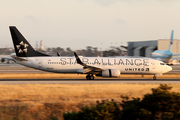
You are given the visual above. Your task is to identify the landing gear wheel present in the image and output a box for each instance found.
[86,74,94,80]
[89,75,94,80]
[153,75,156,80]
[86,75,90,80]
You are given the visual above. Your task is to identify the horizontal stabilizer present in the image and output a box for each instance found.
[11,56,28,61]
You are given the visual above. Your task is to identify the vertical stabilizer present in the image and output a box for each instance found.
[9,26,49,57]
[168,30,174,51]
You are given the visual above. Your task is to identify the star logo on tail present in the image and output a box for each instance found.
[16,41,29,53]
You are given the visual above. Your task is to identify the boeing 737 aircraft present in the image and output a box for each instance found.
[6,26,172,80]
[152,30,180,65]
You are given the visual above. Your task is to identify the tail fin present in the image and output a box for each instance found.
[9,26,49,57]
[168,30,174,51]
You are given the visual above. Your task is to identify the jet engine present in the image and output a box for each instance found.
[1,58,11,64]
[96,69,120,77]
[1,58,5,62]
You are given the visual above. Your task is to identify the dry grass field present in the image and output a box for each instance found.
[0,83,180,119]
[0,69,180,119]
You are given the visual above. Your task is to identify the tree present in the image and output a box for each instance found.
[63,99,121,120]
[121,84,180,120]
[66,47,72,52]
[64,84,180,120]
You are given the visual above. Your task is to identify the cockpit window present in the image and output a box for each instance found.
[160,63,165,65]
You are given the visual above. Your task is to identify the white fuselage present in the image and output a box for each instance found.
[15,56,172,75]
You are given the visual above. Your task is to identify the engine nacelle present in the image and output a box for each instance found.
[1,58,5,62]
[96,69,120,77]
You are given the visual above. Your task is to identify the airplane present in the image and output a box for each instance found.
[1,54,15,63]
[5,26,172,80]
[151,30,180,65]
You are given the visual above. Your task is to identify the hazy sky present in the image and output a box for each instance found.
[1,0,180,50]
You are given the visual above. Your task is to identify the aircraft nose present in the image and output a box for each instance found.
[166,65,172,73]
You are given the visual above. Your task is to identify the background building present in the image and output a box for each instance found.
[128,39,180,57]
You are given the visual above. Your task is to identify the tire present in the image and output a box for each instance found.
[90,76,94,80]
[86,75,89,80]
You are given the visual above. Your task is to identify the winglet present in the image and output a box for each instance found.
[74,52,84,66]
[168,30,174,51]
[57,53,61,56]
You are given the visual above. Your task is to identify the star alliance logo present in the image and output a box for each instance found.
[16,41,29,53]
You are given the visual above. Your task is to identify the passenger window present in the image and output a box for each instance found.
[160,63,165,65]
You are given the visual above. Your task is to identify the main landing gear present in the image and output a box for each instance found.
[86,74,94,80]
[153,75,156,80]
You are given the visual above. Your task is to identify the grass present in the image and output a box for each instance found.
[1,83,180,119]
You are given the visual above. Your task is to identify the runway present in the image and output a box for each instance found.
[1,78,180,84]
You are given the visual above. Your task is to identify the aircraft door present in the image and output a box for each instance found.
[36,59,42,68]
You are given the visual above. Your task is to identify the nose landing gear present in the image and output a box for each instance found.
[86,74,94,80]
[153,75,156,80]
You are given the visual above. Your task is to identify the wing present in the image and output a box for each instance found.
[74,52,105,74]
